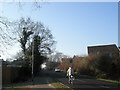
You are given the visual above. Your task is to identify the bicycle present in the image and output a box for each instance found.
[68,75,75,84]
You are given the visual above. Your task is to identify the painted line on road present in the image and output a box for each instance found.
[59,82,71,89]
[57,80,72,89]
[100,85,110,88]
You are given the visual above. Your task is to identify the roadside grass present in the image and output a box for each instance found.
[49,75,72,90]
[98,78,120,83]
[3,77,72,90]
[51,82,72,90]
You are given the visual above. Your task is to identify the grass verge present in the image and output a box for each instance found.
[51,82,72,90]
[98,78,120,83]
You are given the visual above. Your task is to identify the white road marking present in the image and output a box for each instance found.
[59,82,71,88]
[100,85,110,88]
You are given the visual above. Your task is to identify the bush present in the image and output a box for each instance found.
[97,73,107,79]
[59,55,120,80]
[109,57,120,80]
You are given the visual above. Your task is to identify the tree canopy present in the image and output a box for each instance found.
[17,18,56,75]
[17,18,55,56]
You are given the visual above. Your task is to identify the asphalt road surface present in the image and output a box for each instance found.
[43,70,120,90]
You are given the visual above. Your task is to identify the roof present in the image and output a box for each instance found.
[61,58,72,60]
[88,44,119,52]
[88,44,119,50]
[88,44,117,48]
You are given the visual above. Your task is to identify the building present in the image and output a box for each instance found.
[61,58,73,64]
[88,44,119,57]
[119,47,120,56]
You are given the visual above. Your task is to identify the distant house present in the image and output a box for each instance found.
[87,44,119,57]
[2,60,11,66]
[61,58,73,64]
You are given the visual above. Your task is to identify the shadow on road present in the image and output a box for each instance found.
[2,70,119,90]
[2,70,57,90]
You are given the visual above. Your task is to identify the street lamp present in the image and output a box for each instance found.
[32,38,34,84]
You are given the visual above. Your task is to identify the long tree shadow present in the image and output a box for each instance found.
[2,70,56,89]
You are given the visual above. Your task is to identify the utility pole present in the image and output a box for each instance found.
[32,38,34,85]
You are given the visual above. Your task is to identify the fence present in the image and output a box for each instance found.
[2,66,21,84]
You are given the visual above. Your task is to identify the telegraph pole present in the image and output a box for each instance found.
[32,38,34,85]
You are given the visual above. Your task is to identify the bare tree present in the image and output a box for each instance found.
[16,17,55,75]
[0,17,18,58]
[0,1,46,58]
[17,18,55,56]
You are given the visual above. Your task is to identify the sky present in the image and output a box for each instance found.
[0,1,118,60]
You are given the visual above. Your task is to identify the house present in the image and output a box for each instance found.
[61,58,73,64]
[119,47,120,56]
[87,44,119,57]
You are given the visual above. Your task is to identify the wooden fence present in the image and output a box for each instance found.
[2,66,21,84]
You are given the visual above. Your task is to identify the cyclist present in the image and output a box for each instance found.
[67,66,74,84]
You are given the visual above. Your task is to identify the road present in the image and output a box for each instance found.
[43,70,120,90]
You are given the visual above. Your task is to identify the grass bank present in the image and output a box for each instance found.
[98,78,120,83]
[51,82,72,90]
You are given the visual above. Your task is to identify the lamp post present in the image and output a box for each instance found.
[32,38,34,84]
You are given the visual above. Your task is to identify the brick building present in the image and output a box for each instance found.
[88,44,119,57]
[119,47,120,56]
[61,58,73,64]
